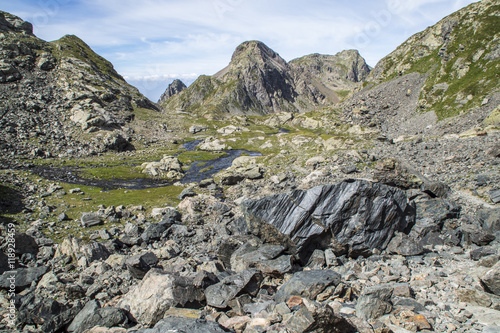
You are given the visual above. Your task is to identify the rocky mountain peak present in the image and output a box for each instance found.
[334,49,372,82]
[161,40,371,117]
[0,11,33,35]
[157,79,187,104]
[214,40,290,80]
[228,40,288,70]
[290,50,372,92]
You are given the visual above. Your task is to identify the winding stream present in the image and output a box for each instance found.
[181,140,261,184]
[29,140,262,190]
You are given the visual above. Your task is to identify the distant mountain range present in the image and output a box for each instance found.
[0,0,499,156]
[159,41,370,118]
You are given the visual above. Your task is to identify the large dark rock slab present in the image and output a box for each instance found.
[283,301,356,333]
[242,180,415,258]
[16,293,83,333]
[18,295,67,328]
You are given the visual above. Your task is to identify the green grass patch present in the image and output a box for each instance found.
[80,164,146,180]
[335,89,351,99]
[199,166,215,173]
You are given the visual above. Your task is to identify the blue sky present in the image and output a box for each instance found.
[3,0,478,101]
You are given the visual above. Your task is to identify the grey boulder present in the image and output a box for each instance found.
[242,179,415,258]
[230,242,292,275]
[135,317,230,333]
[81,242,110,263]
[125,252,159,279]
[489,189,500,204]
[118,269,205,326]
[283,301,356,333]
[14,233,39,255]
[386,232,424,256]
[355,283,394,320]
[0,266,48,290]
[67,300,128,333]
[205,269,262,308]
[274,269,341,303]
[80,212,102,227]
[141,219,174,243]
[481,262,500,296]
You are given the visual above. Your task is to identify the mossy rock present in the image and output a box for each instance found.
[483,105,500,126]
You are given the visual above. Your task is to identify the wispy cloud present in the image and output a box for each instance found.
[4,0,477,100]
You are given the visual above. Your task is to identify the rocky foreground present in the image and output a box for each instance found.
[1,131,499,333]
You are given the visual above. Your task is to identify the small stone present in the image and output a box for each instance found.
[387,232,424,256]
[98,229,111,240]
[81,212,102,228]
[481,262,500,296]
[341,165,358,174]
[178,187,197,200]
[274,270,341,303]
[457,289,492,307]
[125,252,159,279]
[163,307,201,319]
[479,255,499,268]
[406,314,432,330]
[274,302,291,315]
[421,181,450,198]
[324,249,338,267]
[489,189,500,204]
[287,296,303,308]
[355,283,394,320]
[470,247,497,261]
[58,213,70,222]
[189,125,208,134]
[270,172,287,184]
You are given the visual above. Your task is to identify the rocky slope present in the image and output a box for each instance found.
[344,0,500,138]
[0,11,159,160]
[160,41,370,118]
